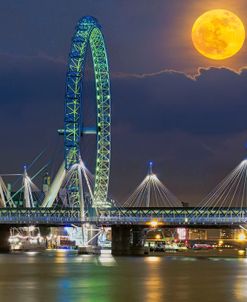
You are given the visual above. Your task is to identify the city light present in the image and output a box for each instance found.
[238,233,246,241]
[177,228,187,240]
[150,220,158,228]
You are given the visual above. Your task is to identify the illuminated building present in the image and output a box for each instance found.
[188,229,207,240]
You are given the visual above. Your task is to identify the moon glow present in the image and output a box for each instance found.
[192,9,245,60]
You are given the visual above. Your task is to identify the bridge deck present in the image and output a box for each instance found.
[0,207,246,226]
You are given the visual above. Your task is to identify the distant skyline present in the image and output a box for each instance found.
[1,0,247,204]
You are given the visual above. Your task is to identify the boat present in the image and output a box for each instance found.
[8,226,46,252]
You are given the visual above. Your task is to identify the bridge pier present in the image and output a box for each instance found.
[111,225,145,256]
[112,225,131,255]
[132,226,144,247]
[0,225,10,252]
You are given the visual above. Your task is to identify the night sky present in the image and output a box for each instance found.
[1,0,247,205]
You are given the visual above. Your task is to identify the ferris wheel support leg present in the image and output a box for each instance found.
[0,178,6,207]
[41,162,66,208]
[78,224,101,254]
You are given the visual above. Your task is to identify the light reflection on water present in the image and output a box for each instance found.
[144,256,161,263]
[0,253,246,302]
[144,256,163,301]
[234,274,247,300]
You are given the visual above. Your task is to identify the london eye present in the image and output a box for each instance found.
[64,16,111,208]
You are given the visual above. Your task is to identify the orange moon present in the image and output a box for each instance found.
[192,9,245,60]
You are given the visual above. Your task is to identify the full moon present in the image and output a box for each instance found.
[192,9,245,60]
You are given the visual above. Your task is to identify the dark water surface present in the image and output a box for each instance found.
[0,250,246,302]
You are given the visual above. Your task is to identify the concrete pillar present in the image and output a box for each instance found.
[112,225,145,256]
[112,225,131,256]
[132,226,144,247]
[131,226,145,255]
[0,225,10,252]
[39,226,51,237]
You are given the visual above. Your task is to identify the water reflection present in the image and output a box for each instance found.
[54,249,77,263]
[76,250,116,267]
[234,275,247,301]
[25,251,39,256]
[0,253,246,302]
[144,256,163,301]
[144,256,161,263]
[97,249,116,266]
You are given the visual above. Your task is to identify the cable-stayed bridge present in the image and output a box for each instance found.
[1,157,247,228]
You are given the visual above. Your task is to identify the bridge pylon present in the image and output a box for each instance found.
[123,162,181,207]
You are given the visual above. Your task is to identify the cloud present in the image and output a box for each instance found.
[0,52,247,203]
[112,66,247,135]
[109,65,247,202]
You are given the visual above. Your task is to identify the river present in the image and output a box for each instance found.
[0,250,246,302]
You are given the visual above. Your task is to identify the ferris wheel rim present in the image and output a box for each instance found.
[64,16,111,208]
